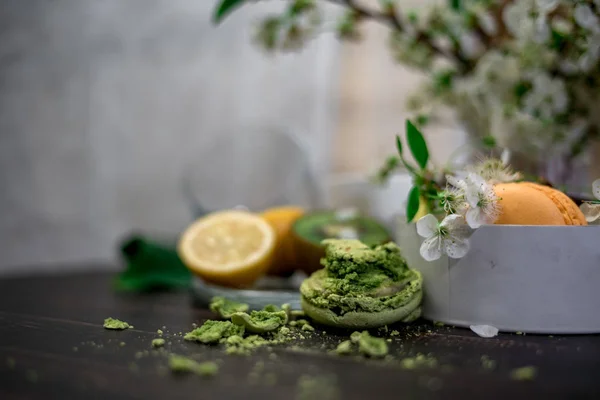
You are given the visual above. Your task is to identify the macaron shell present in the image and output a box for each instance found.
[520,182,587,226]
[494,183,567,225]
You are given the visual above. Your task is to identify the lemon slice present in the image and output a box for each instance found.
[177,210,276,288]
[260,206,305,275]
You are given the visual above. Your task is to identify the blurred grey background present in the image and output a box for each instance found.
[0,0,461,275]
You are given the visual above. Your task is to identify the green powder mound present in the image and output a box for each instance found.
[230,310,288,334]
[355,331,388,358]
[209,296,249,318]
[184,320,245,344]
[168,355,218,377]
[510,366,537,381]
[152,338,165,348]
[103,318,133,330]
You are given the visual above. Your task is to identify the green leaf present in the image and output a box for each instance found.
[406,186,421,223]
[395,134,403,155]
[406,120,429,170]
[213,0,246,24]
[481,135,496,149]
[449,0,462,11]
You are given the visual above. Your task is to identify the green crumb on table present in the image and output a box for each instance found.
[152,338,166,348]
[26,370,38,383]
[7,357,15,369]
[168,355,218,377]
[230,310,288,333]
[296,375,340,400]
[434,321,445,327]
[355,331,388,358]
[510,366,537,381]
[157,329,163,336]
[334,340,353,355]
[400,354,438,370]
[481,355,496,370]
[350,331,362,344]
[390,330,400,336]
[224,335,269,356]
[103,317,132,330]
[301,324,315,332]
[516,331,524,335]
[184,320,245,344]
[210,296,249,318]
[119,342,126,347]
[279,326,291,335]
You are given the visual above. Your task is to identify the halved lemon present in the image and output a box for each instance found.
[177,210,276,288]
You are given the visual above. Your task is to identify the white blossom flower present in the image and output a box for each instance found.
[417,214,471,261]
[503,1,535,39]
[535,0,559,14]
[578,32,600,72]
[580,179,600,222]
[439,186,467,215]
[478,12,498,36]
[464,173,501,228]
[470,158,522,184]
[522,73,569,119]
[574,3,600,32]
[534,15,551,43]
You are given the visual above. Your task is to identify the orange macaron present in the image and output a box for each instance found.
[493,182,587,226]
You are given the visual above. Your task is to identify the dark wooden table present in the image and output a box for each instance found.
[1,271,599,399]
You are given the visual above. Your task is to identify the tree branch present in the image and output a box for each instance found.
[332,0,473,72]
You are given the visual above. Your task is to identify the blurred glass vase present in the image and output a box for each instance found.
[183,126,321,218]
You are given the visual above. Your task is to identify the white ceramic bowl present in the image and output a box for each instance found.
[396,221,600,334]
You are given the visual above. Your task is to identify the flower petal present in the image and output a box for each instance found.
[440,214,471,236]
[464,173,487,207]
[444,237,470,259]
[416,214,439,238]
[593,179,600,200]
[466,207,484,229]
[470,325,499,338]
[580,202,600,222]
[446,174,468,191]
[420,236,443,262]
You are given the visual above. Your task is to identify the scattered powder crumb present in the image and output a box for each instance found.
[390,330,400,337]
[26,370,38,383]
[516,331,524,335]
[400,354,438,370]
[480,355,496,370]
[334,340,353,356]
[103,318,133,330]
[157,329,163,336]
[386,339,392,343]
[184,320,245,344]
[434,321,445,327]
[119,342,126,347]
[296,374,340,400]
[152,338,166,348]
[301,324,315,332]
[265,372,277,386]
[168,355,218,377]
[192,323,198,328]
[510,366,537,381]
[356,331,388,358]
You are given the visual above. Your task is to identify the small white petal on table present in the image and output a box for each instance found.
[470,325,499,338]
[416,214,438,238]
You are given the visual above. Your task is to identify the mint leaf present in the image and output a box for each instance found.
[406,120,429,170]
[406,186,421,223]
[214,0,246,24]
[449,0,462,11]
